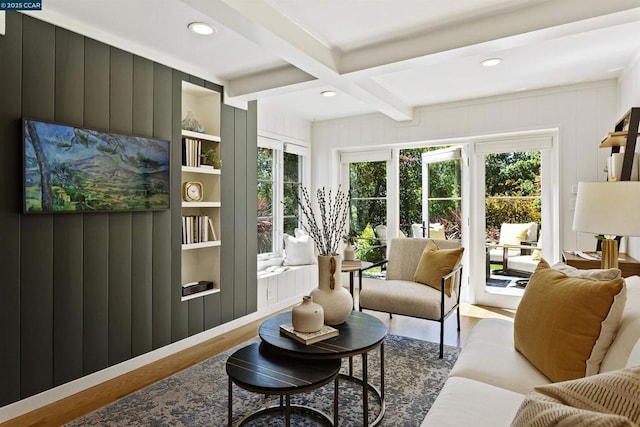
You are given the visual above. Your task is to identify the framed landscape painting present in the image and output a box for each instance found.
[23,119,170,213]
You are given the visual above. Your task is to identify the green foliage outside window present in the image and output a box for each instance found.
[257,147,273,254]
[485,152,541,240]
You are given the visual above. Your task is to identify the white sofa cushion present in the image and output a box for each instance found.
[421,377,525,427]
[600,276,640,372]
[359,279,457,320]
[449,318,551,394]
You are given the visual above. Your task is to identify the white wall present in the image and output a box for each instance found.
[258,102,312,143]
[311,80,619,258]
[617,52,640,259]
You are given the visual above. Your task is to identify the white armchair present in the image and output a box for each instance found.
[359,238,463,358]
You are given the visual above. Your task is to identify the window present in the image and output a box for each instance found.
[283,152,302,236]
[257,146,274,255]
[257,136,308,257]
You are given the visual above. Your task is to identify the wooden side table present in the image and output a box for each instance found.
[562,251,640,278]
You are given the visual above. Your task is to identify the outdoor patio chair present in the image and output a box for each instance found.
[359,238,464,358]
[486,222,538,274]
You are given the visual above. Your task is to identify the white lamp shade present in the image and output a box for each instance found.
[572,181,640,236]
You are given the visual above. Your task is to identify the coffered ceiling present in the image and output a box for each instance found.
[26,0,640,122]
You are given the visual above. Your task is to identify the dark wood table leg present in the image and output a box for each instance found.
[228,377,232,427]
[363,351,368,426]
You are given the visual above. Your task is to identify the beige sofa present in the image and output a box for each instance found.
[422,274,640,426]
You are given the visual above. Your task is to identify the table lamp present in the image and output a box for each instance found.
[572,181,640,269]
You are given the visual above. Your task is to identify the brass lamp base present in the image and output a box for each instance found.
[600,239,619,269]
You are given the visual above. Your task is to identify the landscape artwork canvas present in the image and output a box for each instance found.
[23,119,170,213]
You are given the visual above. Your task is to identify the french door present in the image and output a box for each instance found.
[471,135,558,309]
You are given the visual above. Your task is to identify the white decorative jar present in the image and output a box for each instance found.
[310,255,353,325]
[344,243,355,261]
[292,295,324,332]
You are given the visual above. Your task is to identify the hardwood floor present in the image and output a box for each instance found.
[2,301,514,427]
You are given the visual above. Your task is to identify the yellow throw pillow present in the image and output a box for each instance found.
[413,241,464,297]
[514,259,626,382]
[511,367,640,427]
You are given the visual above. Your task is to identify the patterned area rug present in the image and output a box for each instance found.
[66,334,459,426]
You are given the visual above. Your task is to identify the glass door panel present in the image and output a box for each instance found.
[485,151,541,294]
[349,161,387,262]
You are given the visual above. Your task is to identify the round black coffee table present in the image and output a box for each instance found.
[226,342,341,426]
[259,310,387,426]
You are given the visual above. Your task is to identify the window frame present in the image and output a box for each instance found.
[257,135,309,260]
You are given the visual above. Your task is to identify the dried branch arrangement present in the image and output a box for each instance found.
[296,186,350,256]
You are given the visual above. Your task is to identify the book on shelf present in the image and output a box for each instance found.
[279,323,339,345]
[181,215,213,244]
[208,217,217,241]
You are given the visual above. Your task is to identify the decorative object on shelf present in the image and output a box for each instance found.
[182,181,203,202]
[181,281,214,297]
[297,186,353,325]
[572,181,640,269]
[181,110,205,133]
[200,148,221,169]
[291,295,324,333]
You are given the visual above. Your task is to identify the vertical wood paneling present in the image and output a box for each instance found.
[203,293,221,330]
[53,27,85,386]
[245,101,258,313]
[234,108,248,318]
[171,70,188,341]
[152,63,173,349]
[1,13,257,405]
[108,213,132,365]
[0,11,23,407]
[220,104,235,324]
[188,299,204,336]
[202,81,223,329]
[82,38,110,376]
[20,16,55,398]
[108,48,133,366]
[131,56,154,357]
[131,215,153,356]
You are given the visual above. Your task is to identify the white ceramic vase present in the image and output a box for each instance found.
[310,255,353,325]
[344,243,355,261]
[291,295,324,332]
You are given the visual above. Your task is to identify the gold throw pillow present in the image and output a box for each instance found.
[514,259,626,382]
[413,241,463,297]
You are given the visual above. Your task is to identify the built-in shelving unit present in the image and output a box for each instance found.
[180,81,222,302]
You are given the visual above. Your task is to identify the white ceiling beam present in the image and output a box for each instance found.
[341,0,640,75]
[182,0,414,121]
[227,65,316,98]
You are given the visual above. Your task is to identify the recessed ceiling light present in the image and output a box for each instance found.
[321,90,336,97]
[481,58,502,67]
[188,22,215,35]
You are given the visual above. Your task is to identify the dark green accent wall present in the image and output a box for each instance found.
[0,12,257,407]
